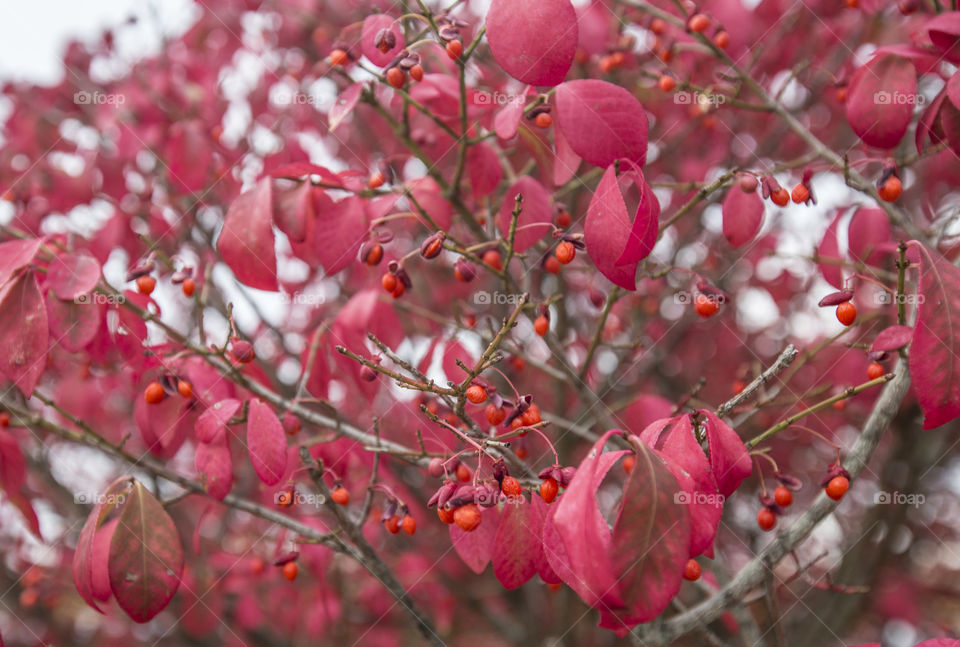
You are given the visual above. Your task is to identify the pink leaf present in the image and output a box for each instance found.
[467,142,503,199]
[917,87,947,153]
[872,325,914,352]
[848,207,890,266]
[722,184,764,247]
[0,271,48,397]
[925,12,960,62]
[700,410,752,497]
[219,178,278,291]
[195,399,242,443]
[614,163,660,266]
[498,177,553,253]
[329,82,363,132]
[315,193,368,276]
[109,479,184,623]
[46,296,100,352]
[845,54,917,149]
[555,80,648,168]
[450,506,500,574]
[585,164,639,290]
[361,15,404,68]
[0,238,41,289]
[909,242,960,428]
[72,479,129,614]
[46,252,101,300]
[494,93,527,140]
[164,120,212,194]
[246,399,288,485]
[196,434,233,501]
[528,495,558,583]
[492,500,541,589]
[408,177,452,232]
[818,210,846,289]
[485,0,577,86]
[273,180,313,244]
[553,124,580,186]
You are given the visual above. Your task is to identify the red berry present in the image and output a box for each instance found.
[401,515,417,535]
[181,278,195,297]
[136,275,156,295]
[466,384,487,404]
[555,241,576,264]
[329,49,348,66]
[658,75,676,92]
[791,183,810,204]
[386,67,405,88]
[713,30,730,49]
[757,507,776,531]
[833,398,847,411]
[409,64,424,82]
[622,455,636,474]
[826,475,849,501]
[330,487,349,505]
[437,507,455,524]
[144,382,165,404]
[282,561,298,581]
[540,477,559,504]
[520,403,541,427]
[694,294,719,318]
[534,315,549,337]
[482,249,503,271]
[836,301,857,326]
[683,559,702,581]
[392,282,405,299]
[650,18,666,34]
[485,404,506,425]
[774,486,793,507]
[446,39,463,60]
[555,209,572,228]
[878,176,902,202]
[688,13,710,32]
[534,112,553,128]
[0,412,8,427]
[384,515,401,534]
[771,188,790,206]
[501,476,522,497]
[456,463,471,482]
[544,255,561,274]
[515,447,529,460]
[454,503,482,531]
[867,362,884,380]
[732,379,746,395]
[177,380,193,398]
[368,172,386,189]
[381,272,398,293]
[250,556,266,575]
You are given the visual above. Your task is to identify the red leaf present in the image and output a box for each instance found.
[329,82,363,132]
[267,162,342,185]
[0,432,25,493]
[246,399,288,485]
[196,434,233,501]
[408,177,452,232]
[450,506,500,574]
[818,210,846,289]
[722,185,764,247]
[109,479,184,623]
[925,12,960,62]
[492,500,541,589]
[0,270,48,397]
[164,120,213,194]
[555,80,648,168]
[872,325,914,352]
[273,180,313,243]
[528,495,558,583]
[498,177,553,253]
[848,207,891,266]
[485,0,577,86]
[917,87,947,153]
[134,394,189,459]
[46,296,100,352]
[845,54,917,149]
[615,163,661,266]
[494,92,527,139]
[585,164,638,290]
[553,123,580,186]
[219,178,278,291]
[316,193,369,276]
[361,15,404,68]
[46,252,100,300]
[467,142,503,199]
[195,399,242,443]
[92,518,118,602]
[909,242,960,428]
[73,478,128,614]
[0,238,42,289]
[700,410,752,497]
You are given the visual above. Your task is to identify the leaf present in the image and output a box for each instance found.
[408,177,452,232]
[449,506,500,574]
[615,163,661,266]
[46,295,100,352]
[492,500,542,589]
[553,123,580,186]
[0,238,42,290]
[467,142,503,199]
[722,185,764,247]
[700,410,752,497]
[845,54,917,149]
[917,87,947,153]
[218,178,278,291]
[494,92,527,140]
[46,252,101,300]
[498,177,553,253]
[585,164,639,290]
[555,80,648,168]
[272,180,313,243]
[818,210,846,289]
[0,432,25,493]
[361,14,405,68]
[109,479,185,623]
[329,82,363,132]
[485,0,577,87]
[909,242,960,428]
[848,207,890,266]
[872,325,914,352]
[0,270,48,397]
[528,495,558,583]
[73,478,128,614]
[196,433,233,501]
[164,120,213,194]
[195,399,242,443]
[246,399,288,485]
[925,11,960,62]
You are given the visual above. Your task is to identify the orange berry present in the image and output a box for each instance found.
[482,249,502,271]
[0,412,9,427]
[683,559,702,581]
[791,183,810,204]
[836,301,857,326]
[771,188,790,206]
[466,384,487,404]
[485,404,506,426]
[144,382,165,404]
[177,380,193,398]
[650,18,666,34]
[688,13,710,33]
[622,455,636,474]
[515,447,529,460]
[694,294,719,318]
[437,506,455,524]
[520,403,541,427]
[401,515,417,535]
[501,476,522,497]
[757,507,776,531]
[733,379,746,395]
[774,486,793,507]
[555,241,576,264]
[867,362,884,380]
[826,475,849,501]
[713,30,730,49]
[386,67,405,88]
[454,503,481,531]
[19,588,39,609]
[456,463,471,482]
[392,281,405,299]
[832,398,847,411]
[282,561,298,581]
[330,487,350,505]
[181,278,195,297]
[251,556,266,575]
[599,55,615,73]
[534,315,549,337]
[381,272,398,293]
[555,210,572,228]
[658,75,676,92]
[136,275,156,295]
[544,255,561,274]
[446,39,463,60]
[368,172,386,189]
[409,64,424,82]
[540,477,559,504]
[384,515,401,534]
[329,49,348,66]
[878,176,902,202]
[534,112,553,128]
[510,417,526,433]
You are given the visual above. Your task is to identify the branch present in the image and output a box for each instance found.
[716,344,798,418]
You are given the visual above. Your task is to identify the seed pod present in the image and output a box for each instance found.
[454,258,476,282]
[420,231,446,259]
[360,240,383,266]
[125,259,156,281]
[817,290,854,307]
[774,471,803,491]
[229,338,255,363]
[374,28,396,53]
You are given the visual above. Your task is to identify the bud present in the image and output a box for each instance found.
[454,259,476,282]
[428,457,445,478]
[360,365,377,382]
[170,268,193,284]
[589,288,606,309]
[229,338,255,363]
[420,231,446,259]
[739,175,759,193]
[492,458,508,485]
[282,412,300,435]
[774,471,803,491]
[817,290,854,307]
